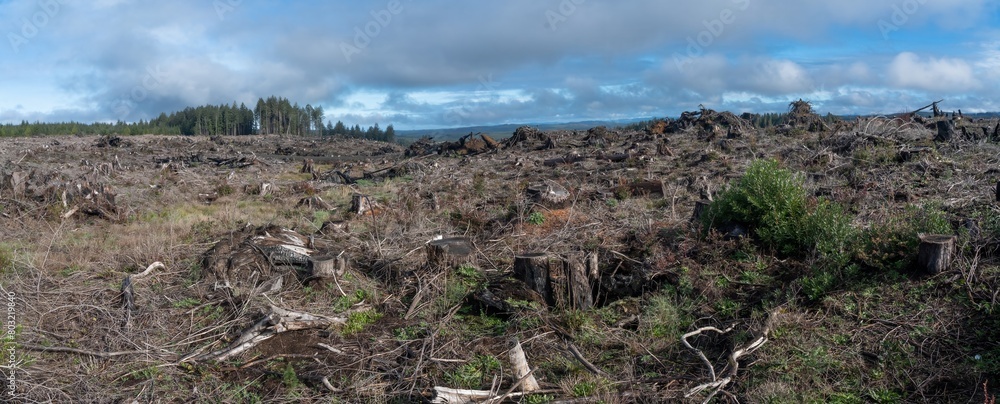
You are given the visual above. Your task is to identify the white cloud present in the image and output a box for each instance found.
[888,52,979,92]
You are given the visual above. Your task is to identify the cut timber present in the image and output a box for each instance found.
[526,182,571,209]
[917,234,956,274]
[426,237,475,270]
[351,193,377,215]
[513,252,596,310]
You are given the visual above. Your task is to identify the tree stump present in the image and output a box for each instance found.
[310,254,348,279]
[917,234,956,274]
[526,182,570,209]
[351,193,377,215]
[615,180,667,198]
[426,237,475,270]
[935,120,955,142]
[514,252,596,310]
[995,181,999,202]
[513,253,558,303]
[300,158,314,174]
[691,200,711,223]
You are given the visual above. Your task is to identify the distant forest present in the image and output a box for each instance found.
[0,95,394,142]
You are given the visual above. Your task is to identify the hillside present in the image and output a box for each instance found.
[2,107,1000,402]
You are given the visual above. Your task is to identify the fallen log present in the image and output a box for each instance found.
[192,305,348,362]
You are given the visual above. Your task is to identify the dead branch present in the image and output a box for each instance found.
[191,305,349,362]
[684,309,780,403]
[567,342,611,379]
[22,344,150,358]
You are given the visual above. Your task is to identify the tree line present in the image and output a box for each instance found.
[0,95,394,142]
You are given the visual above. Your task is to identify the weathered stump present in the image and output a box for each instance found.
[514,252,596,310]
[526,182,570,209]
[300,158,314,174]
[514,253,558,305]
[935,120,955,142]
[310,254,347,279]
[351,193,377,215]
[917,234,956,274]
[426,237,475,270]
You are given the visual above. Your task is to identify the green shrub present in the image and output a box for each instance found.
[704,159,854,268]
[527,211,545,225]
[856,204,952,272]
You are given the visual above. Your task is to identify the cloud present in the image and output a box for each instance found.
[888,52,979,92]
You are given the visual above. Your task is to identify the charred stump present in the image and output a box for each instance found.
[917,234,956,274]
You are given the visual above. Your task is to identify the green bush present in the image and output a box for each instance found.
[856,204,952,272]
[704,159,854,268]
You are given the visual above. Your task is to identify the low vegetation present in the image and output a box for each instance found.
[1,107,999,402]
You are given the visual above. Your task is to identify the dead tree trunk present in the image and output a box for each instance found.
[514,252,596,310]
[917,234,956,274]
[935,120,955,142]
[426,237,475,270]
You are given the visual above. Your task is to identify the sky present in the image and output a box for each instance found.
[1,0,999,130]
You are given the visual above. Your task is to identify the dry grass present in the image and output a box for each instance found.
[0,123,998,402]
